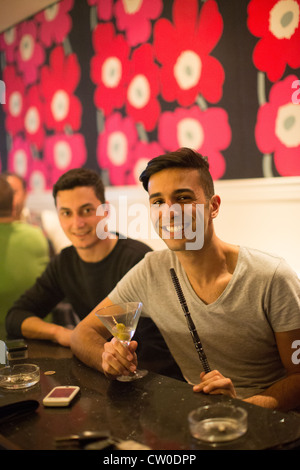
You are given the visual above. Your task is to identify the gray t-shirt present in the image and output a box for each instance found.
[108,246,300,399]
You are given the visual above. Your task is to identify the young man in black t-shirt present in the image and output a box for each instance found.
[5,168,183,381]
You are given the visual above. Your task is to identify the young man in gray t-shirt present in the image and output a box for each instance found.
[71,148,300,412]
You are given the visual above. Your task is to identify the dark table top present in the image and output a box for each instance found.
[1,336,300,452]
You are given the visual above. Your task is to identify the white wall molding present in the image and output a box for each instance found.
[27,177,300,276]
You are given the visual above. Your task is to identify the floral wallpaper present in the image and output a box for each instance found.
[0,0,299,191]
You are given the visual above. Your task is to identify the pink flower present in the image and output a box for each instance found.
[15,21,45,85]
[0,26,18,63]
[158,106,231,180]
[129,141,164,185]
[87,0,113,21]
[40,46,82,132]
[255,75,300,176]
[115,0,163,46]
[35,0,74,47]
[91,23,130,116]
[28,158,52,192]
[2,66,25,136]
[23,86,45,150]
[247,0,300,82]
[97,112,138,185]
[153,0,224,106]
[7,137,33,184]
[44,133,87,184]
[125,43,160,132]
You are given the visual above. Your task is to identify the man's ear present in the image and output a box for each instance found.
[209,195,221,220]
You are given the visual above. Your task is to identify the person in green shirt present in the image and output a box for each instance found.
[0,176,49,326]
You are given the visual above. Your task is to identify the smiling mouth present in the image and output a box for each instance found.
[164,224,184,233]
[73,231,90,237]
[160,223,193,239]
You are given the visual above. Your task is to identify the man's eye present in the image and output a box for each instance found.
[152,200,164,206]
[178,196,192,202]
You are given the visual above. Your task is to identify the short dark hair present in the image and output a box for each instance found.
[52,168,105,204]
[139,147,215,199]
[0,176,13,216]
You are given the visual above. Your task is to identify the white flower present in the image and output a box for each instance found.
[44,3,59,21]
[19,34,34,62]
[123,0,143,15]
[9,91,22,117]
[107,131,128,165]
[269,0,300,40]
[4,27,16,46]
[127,74,150,109]
[54,141,72,169]
[177,118,204,149]
[24,106,40,134]
[101,57,122,88]
[51,90,70,121]
[275,102,300,147]
[30,171,46,191]
[174,50,202,90]
[13,149,27,176]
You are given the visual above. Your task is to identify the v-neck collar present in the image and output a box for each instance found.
[174,247,243,310]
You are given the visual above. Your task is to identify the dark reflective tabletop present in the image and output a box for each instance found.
[1,334,300,452]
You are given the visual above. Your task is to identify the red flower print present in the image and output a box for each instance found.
[44,133,87,184]
[91,23,130,116]
[247,0,300,82]
[97,112,138,185]
[126,43,160,132]
[153,0,224,106]
[0,26,18,63]
[158,106,231,180]
[7,137,33,184]
[255,75,300,176]
[40,46,82,132]
[2,66,25,136]
[115,0,163,46]
[87,0,113,21]
[35,0,74,47]
[15,21,45,85]
[28,158,52,192]
[129,141,164,185]
[23,86,45,150]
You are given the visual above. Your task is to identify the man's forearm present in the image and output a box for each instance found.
[21,316,72,347]
[244,374,300,412]
[70,325,106,373]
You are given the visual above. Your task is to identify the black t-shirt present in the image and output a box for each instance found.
[5,237,184,381]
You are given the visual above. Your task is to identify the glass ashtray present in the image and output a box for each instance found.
[188,403,248,443]
[0,364,40,390]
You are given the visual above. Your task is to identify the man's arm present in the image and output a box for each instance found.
[21,316,72,347]
[244,329,300,411]
[70,297,138,376]
[194,329,300,412]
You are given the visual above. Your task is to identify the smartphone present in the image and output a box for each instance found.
[6,339,28,360]
[43,386,80,407]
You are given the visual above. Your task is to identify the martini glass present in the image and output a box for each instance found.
[95,302,148,382]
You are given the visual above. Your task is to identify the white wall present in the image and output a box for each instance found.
[27,176,300,277]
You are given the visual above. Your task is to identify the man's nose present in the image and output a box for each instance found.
[73,214,85,228]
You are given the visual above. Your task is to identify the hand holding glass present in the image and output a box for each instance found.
[95,302,148,382]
